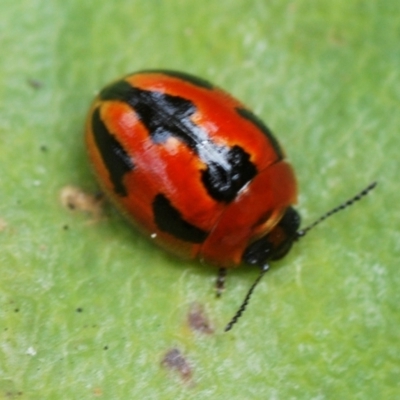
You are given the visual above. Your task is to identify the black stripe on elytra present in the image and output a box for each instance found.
[91,107,135,197]
[136,69,215,90]
[236,107,284,159]
[201,145,257,202]
[100,79,136,102]
[153,194,209,244]
[100,79,258,202]
[100,80,198,150]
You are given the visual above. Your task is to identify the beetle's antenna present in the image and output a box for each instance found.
[296,181,377,239]
[224,181,377,333]
[224,264,270,332]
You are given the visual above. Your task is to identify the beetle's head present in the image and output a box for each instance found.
[242,207,301,267]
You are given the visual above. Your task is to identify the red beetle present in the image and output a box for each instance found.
[85,70,376,330]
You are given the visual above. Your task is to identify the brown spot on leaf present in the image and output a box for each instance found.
[92,387,103,396]
[60,185,104,221]
[27,78,43,89]
[161,348,192,383]
[187,302,214,334]
[0,218,7,231]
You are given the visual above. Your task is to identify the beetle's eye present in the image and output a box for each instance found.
[278,207,301,237]
[268,207,301,260]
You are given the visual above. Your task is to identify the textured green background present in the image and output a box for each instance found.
[0,1,398,399]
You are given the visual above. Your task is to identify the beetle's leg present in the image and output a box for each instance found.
[216,268,227,297]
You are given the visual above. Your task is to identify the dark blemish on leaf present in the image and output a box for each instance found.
[76,307,83,313]
[161,348,193,383]
[5,391,23,397]
[27,78,43,89]
[187,302,214,334]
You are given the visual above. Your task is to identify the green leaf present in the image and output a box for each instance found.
[1,0,398,398]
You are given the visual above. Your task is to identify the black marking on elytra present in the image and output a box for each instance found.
[137,69,214,90]
[201,145,257,202]
[99,79,134,102]
[100,80,199,150]
[100,80,258,202]
[91,107,134,197]
[236,107,284,159]
[153,194,209,243]
[129,89,199,149]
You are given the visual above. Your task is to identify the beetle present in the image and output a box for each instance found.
[85,70,376,331]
